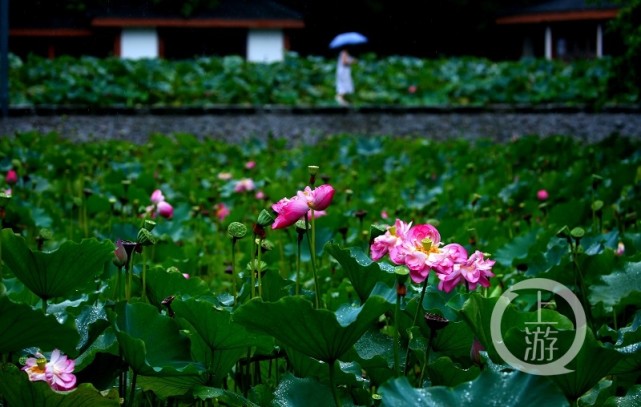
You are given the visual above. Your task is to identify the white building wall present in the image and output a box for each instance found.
[246,29,284,63]
[121,28,159,59]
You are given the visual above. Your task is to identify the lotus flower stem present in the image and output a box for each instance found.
[231,239,238,303]
[257,237,264,299]
[128,371,138,407]
[404,279,428,375]
[305,212,320,309]
[394,292,401,377]
[296,234,302,295]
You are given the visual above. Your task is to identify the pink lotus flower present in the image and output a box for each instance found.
[156,201,174,219]
[234,178,255,193]
[272,184,335,229]
[245,161,256,169]
[23,349,76,391]
[370,219,413,262]
[381,210,389,219]
[255,190,266,200]
[616,241,625,256]
[183,273,190,279]
[218,172,233,181]
[436,250,495,293]
[215,203,230,221]
[408,85,417,94]
[6,169,18,185]
[150,189,165,204]
[537,189,549,201]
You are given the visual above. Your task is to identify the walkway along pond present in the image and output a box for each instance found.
[1,105,640,146]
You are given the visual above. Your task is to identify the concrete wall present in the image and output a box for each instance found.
[121,28,159,59]
[247,29,284,62]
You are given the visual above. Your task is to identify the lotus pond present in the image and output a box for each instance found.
[0,132,640,406]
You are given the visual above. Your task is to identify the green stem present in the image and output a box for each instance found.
[231,239,238,303]
[257,237,263,299]
[571,243,593,330]
[404,280,428,375]
[419,330,436,386]
[142,250,147,302]
[41,297,47,314]
[126,253,134,301]
[305,213,320,309]
[128,370,138,407]
[394,293,401,377]
[250,235,257,299]
[328,360,341,407]
[296,235,302,295]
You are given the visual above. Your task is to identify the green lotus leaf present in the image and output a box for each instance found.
[172,297,268,350]
[0,295,79,355]
[589,260,641,315]
[233,295,388,363]
[0,229,113,300]
[0,363,119,407]
[603,384,641,407]
[109,301,204,376]
[426,356,480,387]
[325,242,396,303]
[271,374,336,407]
[145,267,213,308]
[378,356,568,407]
[137,375,205,400]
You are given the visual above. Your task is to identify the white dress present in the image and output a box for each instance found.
[336,51,354,95]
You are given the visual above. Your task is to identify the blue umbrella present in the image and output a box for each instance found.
[329,32,367,49]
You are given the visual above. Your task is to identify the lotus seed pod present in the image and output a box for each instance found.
[137,228,157,246]
[256,209,274,227]
[227,222,248,239]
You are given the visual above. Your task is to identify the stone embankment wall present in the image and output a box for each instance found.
[1,106,640,146]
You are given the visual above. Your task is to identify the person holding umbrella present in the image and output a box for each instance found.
[330,32,367,106]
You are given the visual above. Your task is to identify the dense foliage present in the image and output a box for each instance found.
[8,53,637,108]
[0,132,640,406]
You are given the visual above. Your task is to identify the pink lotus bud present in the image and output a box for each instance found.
[234,178,255,193]
[182,273,190,279]
[150,189,165,204]
[245,161,256,169]
[113,239,128,268]
[6,169,18,185]
[616,241,625,256]
[536,189,549,201]
[157,201,174,219]
[255,190,265,200]
[408,85,417,94]
[381,210,389,219]
[470,337,485,365]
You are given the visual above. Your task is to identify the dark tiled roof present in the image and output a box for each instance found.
[500,0,618,17]
[93,0,303,20]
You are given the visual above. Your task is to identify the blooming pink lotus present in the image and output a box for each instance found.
[537,189,549,201]
[23,349,77,391]
[150,189,165,204]
[436,249,495,293]
[215,203,230,221]
[234,178,256,193]
[272,184,335,229]
[6,169,18,185]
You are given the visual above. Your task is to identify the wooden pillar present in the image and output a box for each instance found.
[113,30,121,57]
[596,23,603,58]
[545,25,552,60]
[47,43,55,59]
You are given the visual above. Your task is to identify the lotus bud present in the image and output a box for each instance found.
[157,201,173,219]
[470,337,485,365]
[308,165,319,186]
[113,239,128,268]
[5,169,18,185]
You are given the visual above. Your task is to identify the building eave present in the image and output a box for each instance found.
[9,28,94,37]
[91,17,304,29]
[496,9,618,24]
